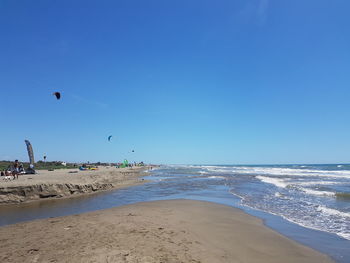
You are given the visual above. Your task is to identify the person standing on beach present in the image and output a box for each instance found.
[12,160,20,179]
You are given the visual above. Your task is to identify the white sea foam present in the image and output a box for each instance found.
[277,213,350,241]
[339,233,350,240]
[228,189,350,241]
[316,205,350,218]
[202,166,350,179]
[295,181,341,186]
[274,192,283,198]
[206,168,231,173]
[301,188,335,197]
[207,176,226,179]
[256,176,289,188]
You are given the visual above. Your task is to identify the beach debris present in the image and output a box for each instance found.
[27,248,39,254]
[127,213,136,216]
[53,92,61,100]
[108,135,112,141]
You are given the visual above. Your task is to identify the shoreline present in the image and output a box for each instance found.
[0,166,149,205]
[0,199,333,263]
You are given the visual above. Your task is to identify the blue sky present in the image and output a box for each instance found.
[1,0,350,164]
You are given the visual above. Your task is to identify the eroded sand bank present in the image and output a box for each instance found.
[0,167,148,204]
[0,199,333,263]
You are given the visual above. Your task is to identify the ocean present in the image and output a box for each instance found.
[151,164,350,241]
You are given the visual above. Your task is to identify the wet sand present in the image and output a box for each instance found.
[0,199,333,263]
[0,166,148,204]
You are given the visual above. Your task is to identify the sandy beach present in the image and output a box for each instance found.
[0,167,148,204]
[0,199,333,263]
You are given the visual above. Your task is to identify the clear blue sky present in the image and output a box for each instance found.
[1,0,350,164]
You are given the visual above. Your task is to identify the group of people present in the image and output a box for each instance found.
[115,161,145,168]
[1,160,24,180]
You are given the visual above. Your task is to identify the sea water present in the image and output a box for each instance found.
[161,164,350,241]
[0,164,349,262]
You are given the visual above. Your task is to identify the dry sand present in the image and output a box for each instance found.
[0,167,148,204]
[0,199,333,263]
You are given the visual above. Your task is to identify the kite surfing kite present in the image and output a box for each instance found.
[108,135,112,141]
[53,92,61,100]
